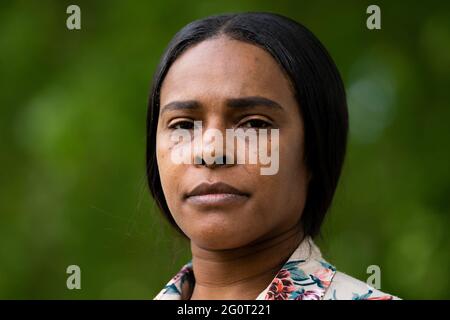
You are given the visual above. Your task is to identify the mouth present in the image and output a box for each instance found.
[184,182,250,207]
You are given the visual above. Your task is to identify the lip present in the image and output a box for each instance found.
[184,182,250,207]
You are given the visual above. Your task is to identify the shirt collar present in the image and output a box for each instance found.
[154,237,336,300]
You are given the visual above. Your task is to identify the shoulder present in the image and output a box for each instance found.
[324,271,401,300]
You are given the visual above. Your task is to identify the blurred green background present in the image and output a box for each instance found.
[0,0,449,299]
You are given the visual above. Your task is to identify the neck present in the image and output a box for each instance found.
[189,225,304,300]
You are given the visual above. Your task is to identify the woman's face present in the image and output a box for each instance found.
[156,36,310,250]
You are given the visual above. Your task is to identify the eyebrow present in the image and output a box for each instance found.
[160,100,201,115]
[160,96,283,115]
[226,96,283,110]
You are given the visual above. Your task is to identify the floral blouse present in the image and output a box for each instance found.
[154,237,400,300]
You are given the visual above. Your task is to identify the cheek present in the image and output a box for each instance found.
[156,130,182,171]
[279,130,309,207]
[156,135,180,200]
[156,137,168,176]
[280,126,306,176]
[256,130,308,219]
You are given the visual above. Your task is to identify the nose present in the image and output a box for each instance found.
[194,154,231,168]
[192,121,235,169]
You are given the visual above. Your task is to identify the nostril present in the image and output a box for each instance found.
[194,155,230,167]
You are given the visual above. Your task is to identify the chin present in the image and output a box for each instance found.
[189,224,253,250]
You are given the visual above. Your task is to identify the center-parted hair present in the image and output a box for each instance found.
[146,12,348,239]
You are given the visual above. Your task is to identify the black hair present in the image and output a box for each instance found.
[146,12,348,239]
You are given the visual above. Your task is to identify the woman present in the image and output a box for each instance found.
[147,12,399,300]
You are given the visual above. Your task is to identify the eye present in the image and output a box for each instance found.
[169,120,194,130]
[240,118,272,129]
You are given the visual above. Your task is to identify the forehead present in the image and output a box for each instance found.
[160,36,294,105]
